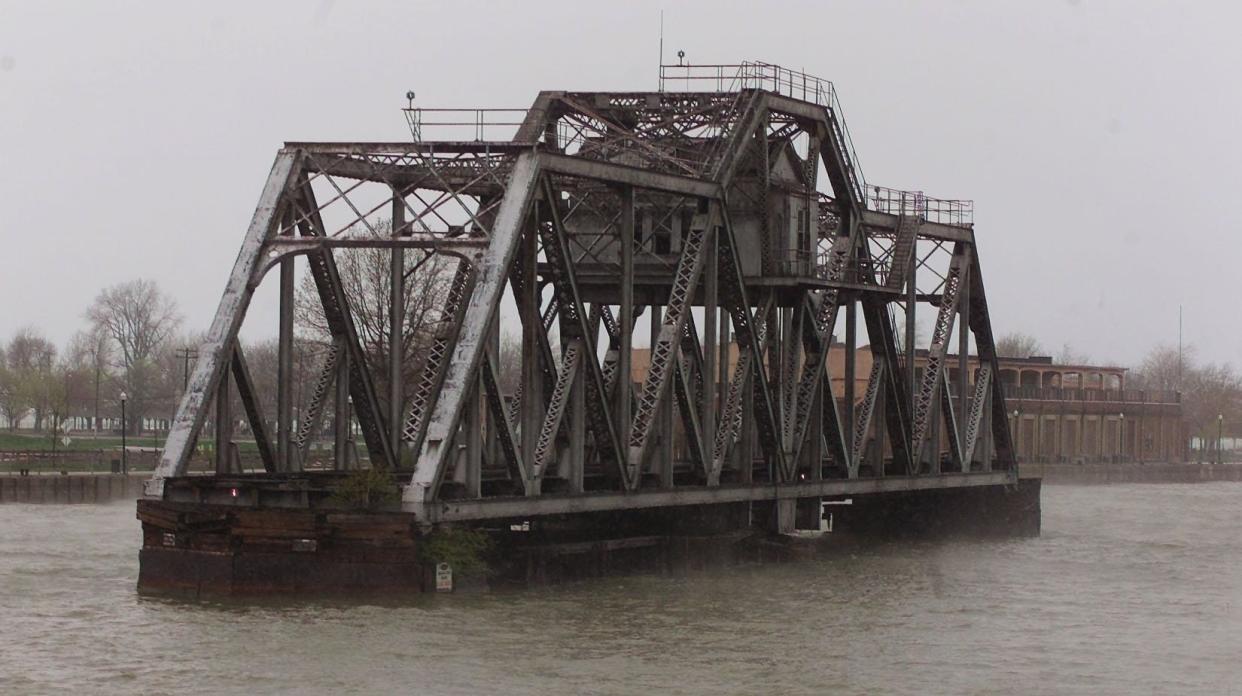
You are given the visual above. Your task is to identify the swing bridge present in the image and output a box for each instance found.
[145,61,1023,532]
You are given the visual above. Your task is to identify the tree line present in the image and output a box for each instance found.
[2,258,1237,453]
[0,239,458,442]
[0,279,183,436]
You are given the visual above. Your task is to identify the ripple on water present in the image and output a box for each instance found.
[1,485,1241,695]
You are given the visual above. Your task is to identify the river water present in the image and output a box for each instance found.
[1,483,1239,695]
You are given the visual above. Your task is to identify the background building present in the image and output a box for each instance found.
[634,342,1186,465]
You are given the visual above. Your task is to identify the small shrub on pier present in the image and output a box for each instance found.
[420,527,494,577]
[328,467,400,510]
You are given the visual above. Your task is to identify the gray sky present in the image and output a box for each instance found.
[2,0,1239,368]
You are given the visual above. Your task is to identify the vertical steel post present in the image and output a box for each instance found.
[650,304,671,485]
[214,366,231,474]
[389,189,405,465]
[519,222,541,492]
[334,348,350,470]
[875,374,887,477]
[487,317,501,479]
[905,239,916,451]
[740,378,754,482]
[717,304,730,484]
[277,241,295,473]
[618,187,635,456]
[465,376,482,496]
[569,363,585,493]
[958,266,970,465]
[844,302,857,444]
[767,304,783,449]
[703,233,718,479]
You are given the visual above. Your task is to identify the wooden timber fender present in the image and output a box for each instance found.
[136,499,426,595]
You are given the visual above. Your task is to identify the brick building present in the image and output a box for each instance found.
[825,348,1184,463]
[632,342,1186,465]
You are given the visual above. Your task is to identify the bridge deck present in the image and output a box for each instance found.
[160,469,1016,523]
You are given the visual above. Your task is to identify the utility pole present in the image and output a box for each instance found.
[1177,305,1183,391]
[171,348,197,453]
[176,347,198,393]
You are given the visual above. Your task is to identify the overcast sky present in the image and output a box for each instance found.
[2,1,1239,369]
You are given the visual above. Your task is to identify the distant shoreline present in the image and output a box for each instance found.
[1020,461,1242,485]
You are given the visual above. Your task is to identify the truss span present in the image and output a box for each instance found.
[148,62,1015,524]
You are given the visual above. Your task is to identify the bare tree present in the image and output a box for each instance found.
[0,343,15,430]
[1131,343,1242,456]
[4,327,58,430]
[1128,344,1186,392]
[497,330,522,395]
[295,220,454,423]
[1056,343,1092,366]
[87,279,182,434]
[994,332,1044,359]
[65,328,114,434]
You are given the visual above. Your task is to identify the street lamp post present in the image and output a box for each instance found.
[1217,414,1224,465]
[347,395,354,469]
[1118,412,1125,463]
[120,391,128,475]
[1012,410,1021,460]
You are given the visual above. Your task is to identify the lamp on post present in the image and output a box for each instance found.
[1012,409,1021,459]
[1217,414,1224,465]
[1118,412,1125,463]
[120,391,129,475]
[346,395,355,469]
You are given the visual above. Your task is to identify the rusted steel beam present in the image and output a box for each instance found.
[967,253,1016,470]
[231,342,277,473]
[296,339,342,466]
[287,141,536,154]
[151,75,1017,520]
[537,152,720,199]
[419,471,1018,522]
[716,205,787,479]
[294,182,396,471]
[407,152,540,507]
[149,150,300,495]
[626,205,716,484]
[401,260,474,458]
[538,176,625,482]
[910,243,972,472]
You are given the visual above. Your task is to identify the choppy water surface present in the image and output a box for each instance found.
[1,484,1239,695]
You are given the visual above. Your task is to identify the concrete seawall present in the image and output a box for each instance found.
[0,474,147,504]
[1020,462,1242,485]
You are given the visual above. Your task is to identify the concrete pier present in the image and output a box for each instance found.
[136,481,1042,595]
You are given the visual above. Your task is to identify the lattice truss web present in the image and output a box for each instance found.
[149,81,1013,512]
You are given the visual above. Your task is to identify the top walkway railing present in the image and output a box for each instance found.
[659,61,868,205]
[869,185,974,226]
[403,107,528,142]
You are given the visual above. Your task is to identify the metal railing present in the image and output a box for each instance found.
[1002,385,1181,404]
[403,108,529,142]
[659,61,867,205]
[869,185,974,226]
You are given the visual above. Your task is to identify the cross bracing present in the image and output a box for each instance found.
[148,64,1016,522]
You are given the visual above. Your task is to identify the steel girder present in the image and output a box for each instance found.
[148,80,1016,523]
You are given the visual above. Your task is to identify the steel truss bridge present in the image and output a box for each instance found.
[148,62,1016,526]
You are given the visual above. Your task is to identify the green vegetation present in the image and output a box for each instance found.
[328,467,401,510]
[0,432,266,453]
[419,527,495,578]
[0,432,161,451]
